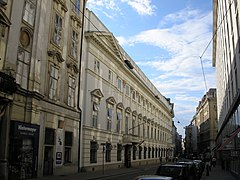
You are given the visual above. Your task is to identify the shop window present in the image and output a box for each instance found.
[45,128,55,145]
[90,141,98,163]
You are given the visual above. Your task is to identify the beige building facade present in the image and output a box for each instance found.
[0,0,86,179]
[80,9,174,172]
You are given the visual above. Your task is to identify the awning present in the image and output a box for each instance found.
[218,126,240,151]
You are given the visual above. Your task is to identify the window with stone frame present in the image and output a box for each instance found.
[53,12,63,46]
[90,141,98,163]
[138,120,141,137]
[68,75,75,107]
[148,147,151,158]
[64,131,73,163]
[23,0,36,26]
[132,90,136,100]
[116,110,122,133]
[144,147,147,159]
[92,102,99,128]
[125,84,130,96]
[117,78,122,91]
[105,143,112,162]
[70,29,78,59]
[132,116,136,135]
[94,59,100,73]
[125,114,129,134]
[133,145,137,160]
[107,103,113,131]
[73,0,80,14]
[49,64,59,100]
[152,147,154,158]
[16,47,30,89]
[117,144,122,161]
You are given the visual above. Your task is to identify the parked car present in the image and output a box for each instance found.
[155,164,191,180]
[133,175,173,180]
[176,161,198,180]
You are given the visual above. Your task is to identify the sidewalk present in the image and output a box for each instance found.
[201,164,236,180]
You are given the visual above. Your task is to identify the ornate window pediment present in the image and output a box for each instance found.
[48,50,65,63]
[116,103,124,110]
[106,96,116,105]
[66,61,79,74]
[90,89,104,99]
[125,107,131,113]
[132,110,137,116]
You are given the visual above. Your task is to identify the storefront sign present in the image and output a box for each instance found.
[13,121,39,138]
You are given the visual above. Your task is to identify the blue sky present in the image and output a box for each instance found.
[86,0,215,136]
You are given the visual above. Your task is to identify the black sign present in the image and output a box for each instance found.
[12,121,39,138]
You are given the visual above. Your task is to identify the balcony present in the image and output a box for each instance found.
[0,71,17,95]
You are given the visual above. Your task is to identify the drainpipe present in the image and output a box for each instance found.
[77,0,86,173]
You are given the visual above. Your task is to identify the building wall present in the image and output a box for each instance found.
[213,0,240,177]
[80,9,174,172]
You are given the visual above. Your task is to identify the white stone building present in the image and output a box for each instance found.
[80,9,174,172]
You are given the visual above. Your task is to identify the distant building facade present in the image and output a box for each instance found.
[194,89,218,153]
[185,122,198,157]
[213,0,240,177]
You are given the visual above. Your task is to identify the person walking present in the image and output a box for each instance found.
[212,156,216,167]
[204,147,212,176]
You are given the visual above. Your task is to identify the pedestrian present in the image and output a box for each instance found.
[204,147,212,176]
[212,156,216,167]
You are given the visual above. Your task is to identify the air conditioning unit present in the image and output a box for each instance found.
[0,0,8,5]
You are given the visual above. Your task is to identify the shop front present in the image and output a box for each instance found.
[8,121,39,180]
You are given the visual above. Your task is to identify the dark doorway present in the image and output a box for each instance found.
[43,146,53,176]
[124,145,131,168]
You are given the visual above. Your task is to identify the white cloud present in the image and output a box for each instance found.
[121,0,156,15]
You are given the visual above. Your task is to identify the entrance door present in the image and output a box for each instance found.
[43,147,53,176]
[124,145,131,168]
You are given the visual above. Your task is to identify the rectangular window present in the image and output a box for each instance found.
[139,147,142,159]
[68,76,75,107]
[125,115,129,134]
[71,30,78,59]
[94,60,100,73]
[105,143,111,162]
[116,111,122,132]
[90,141,98,163]
[108,70,113,82]
[117,78,122,91]
[133,146,137,160]
[107,105,113,131]
[144,147,147,159]
[92,103,99,128]
[23,0,36,26]
[125,85,130,96]
[132,116,136,135]
[64,131,73,163]
[45,128,55,145]
[132,91,136,100]
[73,0,80,14]
[16,48,30,89]
[49,65,58,100]
[117,144,122,161]
[53,13,62,46]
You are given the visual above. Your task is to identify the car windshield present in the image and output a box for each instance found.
[157,166,183,178]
